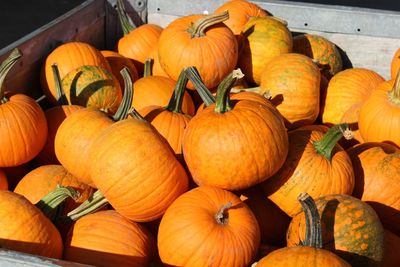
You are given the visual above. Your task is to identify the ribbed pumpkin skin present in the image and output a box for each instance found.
[89,119,189,222]
[158,186,260,267]
[261,128,355,217]
[347,142,400,236]
[0,168,8,190]
[321,68,384,125]
[214,0,268,35]
[287,194,384,267]
[132,76,195,116]
[293,34,342,79]
[158,15,238,90]
[64,210,156,267]
[101,50,139,87]
[260,53,321,129]
[183,99,288,191]
[62,65,122,115]
[391,48,400,80]
[117,24,163,76]
[256,246,351,267]
[0,95,48,167]
[358,79,400,145]
[382,229,400,267]
[0,190,63,258]
[238,16,292,85]
[55,108,113,187]
[36,105,83,165]
[42,42,111,103]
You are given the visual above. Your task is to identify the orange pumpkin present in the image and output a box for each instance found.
[41,42,111,104]
[0,49,48,167]
[0,168,8,190]
[148,47,169,77]
[391,48,400,80]
[382,229,400,267]
[348,142,400,236]
[64,210,156,267]
[101,50,139,87]
[339,102,364,148]
[321,68,384,125]
[183,70,288,190]
[259,53,321,129]
[158,11,238,89]
[158,186,260,266]
[262,124,355,217]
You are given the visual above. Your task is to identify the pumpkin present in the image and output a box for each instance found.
[287,194,385,267]
[64,210,156,267]
[339,103,364,148]
[158,186,260,266]
[0,49,48,167]
[101,50,139,87]
[148,47,169,77]
[382,229,400,267]
[259,53,321,129]
[132,60,195,116]
[183,69,288,190]
[256,193,350,267]
[116,0,162,76]
[41,42,111,104]
[0,190,63,258]
[0,168,8,190]
[261,124,355,217]
[158,11,238,89]
[347,142,400,236]
[293,34,342,79]
[238,16,292,86]
[391,48,400,80]
[321,68,384,125]
[358,72,400,146]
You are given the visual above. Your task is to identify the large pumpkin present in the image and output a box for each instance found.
[64,210,156,267]
[158,186,260,266]
[0,49,48,167]
[391,48,400,80]
[158,11,238,89]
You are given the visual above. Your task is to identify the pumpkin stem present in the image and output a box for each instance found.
[112,67,134,121]
[143,58,152,77]
[312,123,353,161]
[65,190,108,222]
[298,192,323,248]
[0,48,22,103]
[188,10,229,38]
[36,185,80,222]
[185,66,215,106]
[116,0,136,35]
[214,69,245,113]
[51,63,69,105]
[166,68,189,113]
[388,70,400,102]
[215,201,233,225]
[128,108,146,121]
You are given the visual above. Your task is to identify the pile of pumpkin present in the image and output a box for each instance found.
[1,0,400,266]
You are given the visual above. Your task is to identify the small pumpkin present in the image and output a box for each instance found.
[0,168,8,190]
[391,48,400,80]
[101,50,139,87]
[158,186,260,267]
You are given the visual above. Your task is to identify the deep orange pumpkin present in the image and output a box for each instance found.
[101,50,139,87]
[64,210,156,267]
[0,168,8,190]
[391,48,400,80]
[158,186,260,266]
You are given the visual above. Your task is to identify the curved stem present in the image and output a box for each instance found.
[65,190,108,222]
[298,192,322,248]
[129,108,146,121]
[0,48,22,102]
[166,68,189,113]
[312,123,353,161]
[389,69,400,103]
[143,58,152,77]
[185,66,215,106]
[215,201,232,225]
[188,10,229,38]
[36,185,80,222]
[51,63,69,105]
[116,0,136,35]
[214,69,244,113]
[112,67,133,121]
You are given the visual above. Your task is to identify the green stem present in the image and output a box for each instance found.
[188,10,229,38]
[129,108,146,121]
[143,59,152,77]
[312,123,352,161]
[36,185,80,222]
[389,69,400,103]
[0,48,22,102]
[112,67,133,121]
[51,63,69,105]
[214,69,244,113]
[185,66,215,106]
[215,201,232,225]
[298,192,322,248]
[65,190,108,222]
[116,0,136,35]
[166,68,189,113]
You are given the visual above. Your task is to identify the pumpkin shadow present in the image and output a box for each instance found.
[367,201,400,237]
[239,25,256,86]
